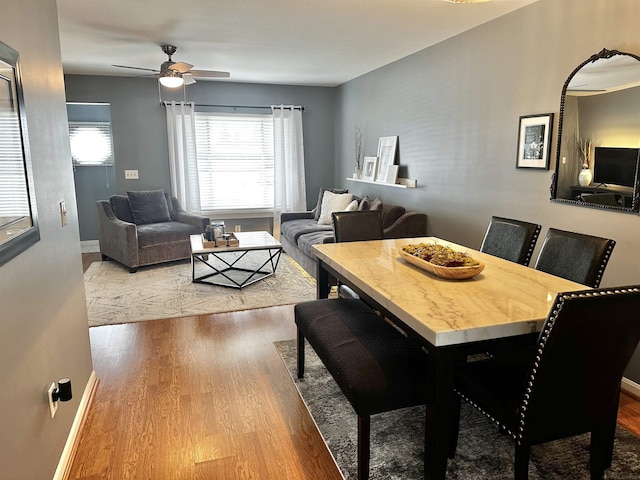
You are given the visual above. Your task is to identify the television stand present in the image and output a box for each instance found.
[570,185,634,208]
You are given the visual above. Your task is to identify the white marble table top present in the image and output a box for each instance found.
[313,237,587,347]
[190,231,281,253]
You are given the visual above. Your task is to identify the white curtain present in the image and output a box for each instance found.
[272,105,306,239]
[165,101,200,213]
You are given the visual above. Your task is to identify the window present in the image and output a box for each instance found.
[68,121,114,166]
[194,112,274,214]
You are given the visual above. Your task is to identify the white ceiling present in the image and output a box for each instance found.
[57,0,540,87]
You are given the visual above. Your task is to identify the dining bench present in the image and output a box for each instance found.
[294,298,431,480]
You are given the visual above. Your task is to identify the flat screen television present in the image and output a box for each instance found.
[593,147,639,188]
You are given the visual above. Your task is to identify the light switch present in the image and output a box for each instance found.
[125,169,139,179]
[59,201,67,227]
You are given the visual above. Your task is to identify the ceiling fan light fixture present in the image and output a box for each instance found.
[159,71,184,88]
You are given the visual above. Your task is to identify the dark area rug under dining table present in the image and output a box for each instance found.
[275,339,640,480]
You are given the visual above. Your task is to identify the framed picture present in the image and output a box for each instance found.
[516,113,554,169]
[362,156,378,182]
[378,165,399,185]
[376,136,398,182]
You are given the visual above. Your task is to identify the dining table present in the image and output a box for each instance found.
[312,236,587,480]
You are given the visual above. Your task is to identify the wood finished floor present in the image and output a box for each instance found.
[70,254,640,479]
[69,305,342,480]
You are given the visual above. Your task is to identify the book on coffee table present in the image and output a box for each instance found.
[201,232,240,248]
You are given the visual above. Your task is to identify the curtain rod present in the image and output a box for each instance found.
[193,103,304,111]
[161,102,305,111]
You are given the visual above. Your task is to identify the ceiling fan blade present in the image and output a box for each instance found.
[182,74,196,86]
[169,61,193,73]
[189,69,230,78]
[112,64,159,73]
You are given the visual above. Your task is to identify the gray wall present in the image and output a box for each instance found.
[65,75,336,238]
[579,85,640,147]
[334,0,640,382]
[0,1,94,479]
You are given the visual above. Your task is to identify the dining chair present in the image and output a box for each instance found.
[332,210,384,243]
[332,210,384,299]
[480,216,541,266]
[533,228,616,288]
[451,286,640,480]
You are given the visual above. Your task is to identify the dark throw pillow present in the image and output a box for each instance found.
[127,189,171,225]
[358,195,371,211]
[110,195,135,223]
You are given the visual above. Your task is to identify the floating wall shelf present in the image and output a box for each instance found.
[346,177,417,189]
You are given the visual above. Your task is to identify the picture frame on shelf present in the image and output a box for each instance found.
[376,136,398,182]
[516,113,553,170]
[378,164,399,185]
[362,156,378,182]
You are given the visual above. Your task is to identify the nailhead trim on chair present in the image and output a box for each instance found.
[523,225,541,267]
[593,242,616,288]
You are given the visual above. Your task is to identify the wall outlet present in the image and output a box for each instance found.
[124,169,139,179]
[47,383,58,419]
[235,225,241,233]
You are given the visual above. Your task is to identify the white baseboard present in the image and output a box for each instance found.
[622,376,640,398]
[53,370,98,480]
[80,240,100,254]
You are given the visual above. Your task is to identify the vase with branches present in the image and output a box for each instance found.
[578,137,594,169]
[577,137,594,186]
[354,126,363,178]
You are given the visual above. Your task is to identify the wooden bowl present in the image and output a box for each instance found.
[399,249,485,280]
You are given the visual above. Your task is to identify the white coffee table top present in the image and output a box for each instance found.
[190,231,281,254]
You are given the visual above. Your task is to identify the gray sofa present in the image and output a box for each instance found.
[97,190,209,272]
[281,191,427,279]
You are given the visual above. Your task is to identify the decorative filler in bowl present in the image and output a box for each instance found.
[400,243,485,279]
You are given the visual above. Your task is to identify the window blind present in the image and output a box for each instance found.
[0,109,29,217]
[194,112,274,213]
[69,121,114,166]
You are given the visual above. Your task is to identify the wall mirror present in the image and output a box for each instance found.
[551,48,640,213]
[0,40,39,266]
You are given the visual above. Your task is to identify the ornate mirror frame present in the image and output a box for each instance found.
[550,48,640,213]
[0,40,39,266]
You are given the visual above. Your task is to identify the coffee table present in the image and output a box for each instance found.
[189,231,282,289]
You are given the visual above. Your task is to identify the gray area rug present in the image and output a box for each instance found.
[84,254,315,327]
[275,339,640,480]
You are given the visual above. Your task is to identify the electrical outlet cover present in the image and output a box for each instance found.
[48,383,58,418]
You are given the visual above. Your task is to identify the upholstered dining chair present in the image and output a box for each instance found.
[480,216,541,266]
[332,210,384,243]
[332,210,384,299]
[533,228,616,288]
[451,286,640,480]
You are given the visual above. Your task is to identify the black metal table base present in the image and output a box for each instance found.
[192,247,282,289]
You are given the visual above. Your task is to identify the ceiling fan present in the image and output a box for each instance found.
[112,45,230,88]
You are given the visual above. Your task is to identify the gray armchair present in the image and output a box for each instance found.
[97,190,209,272]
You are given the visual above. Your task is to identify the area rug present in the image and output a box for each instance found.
[275,339,640,480]
[84,254,315,327]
